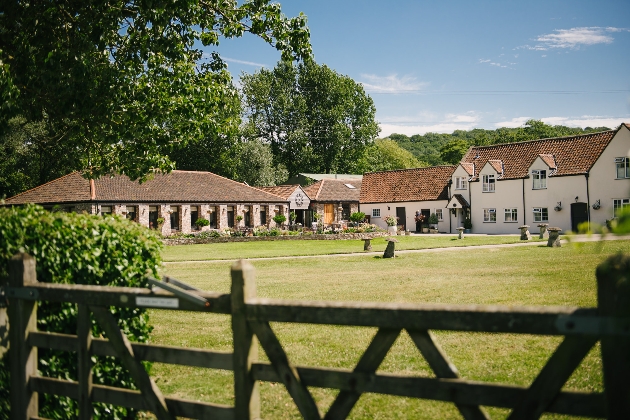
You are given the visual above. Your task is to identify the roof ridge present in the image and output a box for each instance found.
[364,165,456,176]
[4,171,82,201]
[467,129,615,151]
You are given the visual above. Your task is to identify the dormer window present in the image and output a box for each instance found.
[455,177,467,190]
[532,170,547,189]
[482,174,495,192]
[616,157,629,179]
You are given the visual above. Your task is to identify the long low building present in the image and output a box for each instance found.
[2,170,291,235]
[361,123,630,234]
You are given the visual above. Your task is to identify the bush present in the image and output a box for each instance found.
[349,212,365,226]
[429,213,439,225]
[464,218,473,230]
[194,217,210,228]
[0,204,162,418]
[273,214,286,224]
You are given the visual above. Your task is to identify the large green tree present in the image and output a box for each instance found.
[357,138,425,173]
[0,0,311,182]
[241,61,380,175]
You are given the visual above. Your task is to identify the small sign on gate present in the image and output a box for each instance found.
[136,296,179,308]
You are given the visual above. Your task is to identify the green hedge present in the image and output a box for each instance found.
[0,204,162,419]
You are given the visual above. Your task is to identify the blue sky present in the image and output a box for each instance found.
[210,0,630,137]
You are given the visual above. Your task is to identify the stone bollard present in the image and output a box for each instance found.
[383,238,398,258]
[362,238,372,251]
[537,224,549,239]
[519,225,531,240]
[546,227,562,247]
[456,227,465,239]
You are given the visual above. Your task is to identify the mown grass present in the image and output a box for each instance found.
[161,235,539,261]
[149,240,630,419]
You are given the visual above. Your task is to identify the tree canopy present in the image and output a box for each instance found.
[240,61,380,176]
[0,0,311,182]
[357,138,425,173]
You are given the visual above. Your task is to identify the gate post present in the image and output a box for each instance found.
[231,260,260,419]
[8,253,38,419]
[596,253,630,419]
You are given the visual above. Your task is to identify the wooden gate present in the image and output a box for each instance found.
[2,252,630,419]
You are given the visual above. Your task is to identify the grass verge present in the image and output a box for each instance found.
[149,240,629,419]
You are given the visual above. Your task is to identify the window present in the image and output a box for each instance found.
[482,174,495,192]
[616,157,629,179]
[533,207,548,222]
[483,208,496,222]
[342,203,351,220]
[244,206,251,227]
[504,208,518,222]
[209,207,217,228]
[435,208,443,221]
[455,177,467,190]
[125,206,136,222]
[190,206,199,229]
[613,199,630,217]
[227,206,235,228]
[372,208,381,217]
[148,206,158,229]
[100,206,112,215]
[344,183,356,189]
[170,205,179,230]
[260,207,267,226]
[532,169,547,189]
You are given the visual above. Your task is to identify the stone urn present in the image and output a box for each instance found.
[387,225,397,235]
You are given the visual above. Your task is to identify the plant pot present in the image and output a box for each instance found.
[387,226,397,235]
[422,228,429,233]
[464,229,471,234]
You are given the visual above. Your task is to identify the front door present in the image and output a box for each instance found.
[396,207,406,231]
[324,204,335,225]
[571,202,588,232]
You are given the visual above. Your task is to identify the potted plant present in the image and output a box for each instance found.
[463,218,472,234]
[350,211,365,227]
[384,215,398,235]
[236,214,244,225]
[156,217,165,229]
[428,213,439,232]
[194,217,210,230]
[289,211,297,230]
[273,213,287,227]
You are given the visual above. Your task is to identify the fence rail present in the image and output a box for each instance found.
[2,252,630,419]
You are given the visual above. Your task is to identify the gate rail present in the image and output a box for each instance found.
[3,253,630,419]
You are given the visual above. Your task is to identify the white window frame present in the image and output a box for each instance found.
[483,208,496,223]
[482,174,495,192]
[533,207,548,222]
[613,198,630,217]
[455,177,468,190]
[435,208,443,221]
[504,208,518,223]
[372,208,381,218]
[615,157,630,179]
[532,169,547,189]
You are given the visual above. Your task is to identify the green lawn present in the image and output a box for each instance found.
[149,239,630,419]
[162,235,541,261]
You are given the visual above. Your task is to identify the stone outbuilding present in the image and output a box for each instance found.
[3,170,290,235]
[303,178,362,225]
[256,185,311,225]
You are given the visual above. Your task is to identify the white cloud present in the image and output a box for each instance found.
[379,112,481,136]
[494,117,532,128]
[520,27,629,51]
[478,58,513,69]
[360,74,429,93]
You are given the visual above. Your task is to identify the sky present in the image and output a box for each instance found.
[208,0,630,137]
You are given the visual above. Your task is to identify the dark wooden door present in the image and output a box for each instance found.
[571,202,588,232]
[396,207,406,230]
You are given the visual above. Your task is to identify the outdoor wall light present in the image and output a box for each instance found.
[387,206,390,210]
[575,196,579,203]
[554,201,562,212]
[592,199,601,210]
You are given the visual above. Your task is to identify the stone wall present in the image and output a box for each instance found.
[162,231,388,246]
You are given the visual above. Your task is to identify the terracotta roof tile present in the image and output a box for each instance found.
[257,185,301,200]
[360,166,455,203]
[538,154,557,169]
[303,179,362,202]
[460,163,475,176]
[461,129,617,180]
[487,159,504,175]
[4,171,287,205]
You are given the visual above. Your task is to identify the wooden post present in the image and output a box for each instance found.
[77,304,93,419]
[8,253,38,419]
[597,253,630,419]
[231,260,260,419]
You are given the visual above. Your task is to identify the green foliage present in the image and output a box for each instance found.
[273,214,287,224]
[357,139,424,173]
[350,212,366,225]
[0,205,162,418]
[194,217,210,228]
[390,120,613,165]
[464,218,473,230]
[241,61,379,175]
[236,215,244,222]
[0,0,311,182]
[231,139,289,186]
[289,211,298,222]
[429,213,439,225]
[156,217,165,226]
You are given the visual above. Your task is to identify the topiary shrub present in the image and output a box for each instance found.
[0,204,162,419]
[273,214,286,225]
[349,212,365,226]
[195,217,210,229]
